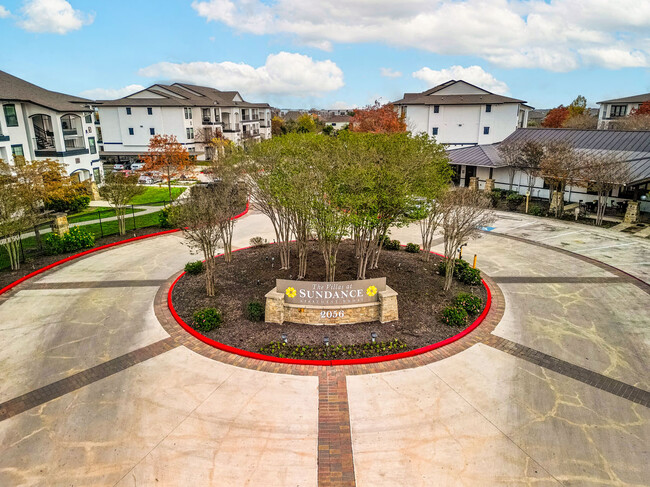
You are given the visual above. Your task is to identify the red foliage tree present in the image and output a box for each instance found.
[541,105,570,128]
[630,101,650,116]
[349,102,407,133]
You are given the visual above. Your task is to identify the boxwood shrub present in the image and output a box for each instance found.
[184,261,204,275]
[441,305,468,327]
[405,242,420,253]
[193,307,222,332]
[246,301,265,321]
[384,239,401,251]
[506,192,524,210]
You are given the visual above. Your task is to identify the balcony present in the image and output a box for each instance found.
[33,136,56,151]
[0,133,8,142]
[64,136,85,150]
[242,129,260,138]
[223,123,240,132]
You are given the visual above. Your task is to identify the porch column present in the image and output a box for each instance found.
[484,178,495,192]
[624,201,640,223]
[468,177,479,191]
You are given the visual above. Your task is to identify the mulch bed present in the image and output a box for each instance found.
[0,226,171,290]
[171,241,487,358]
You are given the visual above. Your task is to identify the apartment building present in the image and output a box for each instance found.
[393,80,532,149]
[96,83,272,162]
[597,92,650,129]
[0,70,101,182]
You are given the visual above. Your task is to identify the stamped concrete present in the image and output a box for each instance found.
[0,210,648,486]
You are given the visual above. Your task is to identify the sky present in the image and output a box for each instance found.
[0,0,649,109]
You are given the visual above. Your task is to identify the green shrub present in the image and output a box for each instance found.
[184,261,204,275]
[249,236,268,247]
[456,265,482,286]
[405,243,420,253]
[384,239,401,251]
[488,191,500,208]
[193,307,222,332]
[528,205,543,216]
[159,205,173,228]
[454,292,483,314]
[246,301,265,321]
[44,226,95,255]
[441,305,468,327]
[46,194,91,214]
[506,192,524,210]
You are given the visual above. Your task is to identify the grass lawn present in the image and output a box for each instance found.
[67,207,145,224]
[129,187,186,205]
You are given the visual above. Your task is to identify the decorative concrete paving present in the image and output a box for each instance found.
[0,211,648,486]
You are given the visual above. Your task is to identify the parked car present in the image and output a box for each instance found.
[138,175,154,184]
[130,162,145,170]
[113,163,126,170]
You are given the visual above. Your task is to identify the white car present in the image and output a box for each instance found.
[113,163,126,170]
[130,162,145,170]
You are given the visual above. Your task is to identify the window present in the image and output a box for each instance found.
[147,107,153,115]
[433,105,440,113]
[483,126,490,135]
[486,104,492,113]
[11,144,24,158]
[88,137,97,154]
[126,107,132,115]
[610,105,627,118]
[128,127,134,135]
[432,127,439,135]
[150,128,155,136]
[184,107,193,119]
[4,104,18,127]
[186,127,194,139]
[85,113,92,123]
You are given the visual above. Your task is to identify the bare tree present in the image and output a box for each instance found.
[539,142,585,217]
[497,140,522,190]
[419,198,445,262]
[99,172,145,235]
[519,141,544,194]
[613,114,650,131]
[440,189,494,291]
[581,154,631,226]
[170,187,223,297]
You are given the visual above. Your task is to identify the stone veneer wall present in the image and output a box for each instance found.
[265,287,398,325]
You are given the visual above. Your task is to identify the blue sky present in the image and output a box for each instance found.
[0,0,649,109]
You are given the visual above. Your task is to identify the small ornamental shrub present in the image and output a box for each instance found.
[488,191,501,208]
[454,292,483,314]
[193,307,222,332]
[249,236,268,247]
[437,259,448,275]
[159,205,173,228]
[405,243,420,253]
[528,205,543,216]
[506,192,524,210]
[246,300,265,321]
[441,305,468,327]
[384,239,401,251]
[46,194,91,214]
[44,226,95,255]
[456,265,482,286]
[184,261,204,275]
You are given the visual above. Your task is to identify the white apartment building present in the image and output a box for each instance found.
[393,80,532,150]
[597,92,650,129]
[0,70,101,182]
[96,83,272,162]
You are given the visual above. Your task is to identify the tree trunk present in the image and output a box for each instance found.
[204,255,216,297]
[167,165,172,201]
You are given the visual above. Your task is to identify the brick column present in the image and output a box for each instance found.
[549,191,563,211]
[624,201,640,223]
[264,288,285,324]
[50,213,69,236]
[484,178,495,192]
[379,287,399,323]
[468,176,479,191]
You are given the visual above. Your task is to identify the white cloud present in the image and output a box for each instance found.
[80,84,146,100]
[413,66,509,94]
[191,0,650,71]
[331,101,357,109]
[18,0,93,34]
[138,52,344,97]
[380,67,402,78]
[0,5,10,18]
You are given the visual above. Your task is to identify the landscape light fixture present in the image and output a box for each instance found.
[371,331,377,343]
[256,279,260,286]
[281,333,288,344]
[324,336,330,347]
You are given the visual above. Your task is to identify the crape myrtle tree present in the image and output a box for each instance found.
[581,154,631,226]
[99,172,145,235]
[539,142,585,217]
[496,140,522,190]
[142,134,193,201]
[440,188,495,291]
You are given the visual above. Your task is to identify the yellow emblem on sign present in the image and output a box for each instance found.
[285,287,297,298]
[366,285,377,297]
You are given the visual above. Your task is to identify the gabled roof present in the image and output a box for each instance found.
[598,93,650,105]
[448,128,650,185]
[326,115,351,123]
[394,79,527,106]
[96,82,270,109]
[0,70,91,112]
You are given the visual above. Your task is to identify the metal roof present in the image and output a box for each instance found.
[447,128,650,185]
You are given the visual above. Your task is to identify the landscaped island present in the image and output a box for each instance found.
[171,241,487,360]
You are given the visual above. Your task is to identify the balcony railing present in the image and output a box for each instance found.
[33,136,56,150]
[223,123,240,132]
[64,136,85,150]
[62,128,79,137]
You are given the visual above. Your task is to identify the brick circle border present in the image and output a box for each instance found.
[157,250,505,374]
